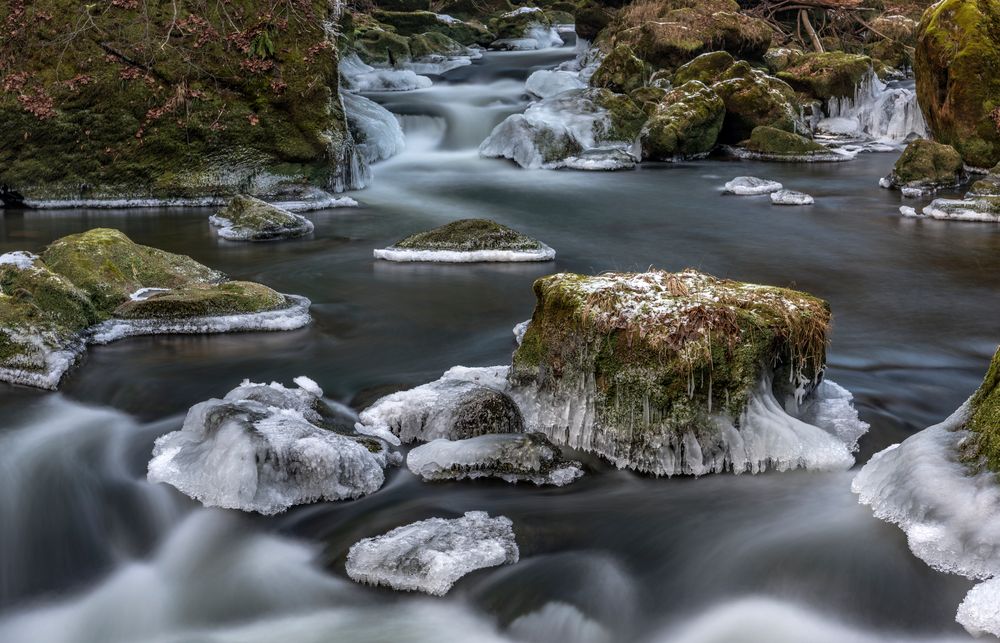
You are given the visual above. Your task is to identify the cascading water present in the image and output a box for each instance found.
[817,71,928,145]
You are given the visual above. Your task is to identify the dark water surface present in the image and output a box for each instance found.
[1,45,998,642]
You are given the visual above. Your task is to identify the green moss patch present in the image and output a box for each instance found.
[776,51,872,100]
[640,81,725,160]
[740,125,827,157]
[393,219,543,252]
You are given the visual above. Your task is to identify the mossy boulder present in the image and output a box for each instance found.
[409,32,468,59]
[371,10,493,46]
[965,346,1000,473]
[590,44,647,94]
[573,0,613,41]
[882,139,965,192]
[970,164,1000,196]
[712,62,800,142]
[113,281,286,319]
[640,81,725,160]
[672,51,736,86]
[393,219,544,252]
[609,0,772,71]
[491,7,553,40]
[865,15,918,71]
[509,268,831,473]
[915,0,1000,169]
[0,0,354,204]
[764,47,806,74]
[630,86,669,115]
[739,126,829,160]
[776,51,872,101]
[210,196,314,242]
[593,89,649,141]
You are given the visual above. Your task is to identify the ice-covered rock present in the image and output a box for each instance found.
[340,53,432,92]
[563,148,637,171]
[771,190,814,205]
[342,90,406,165]
[918,197,1000,223]
[375,219,555,263]
[734,125,849,162]
[358,370,525,444]
[957,577,1000,637]
[148,378,393,515]
[210,196,313,242]
[525,69,586,99]
[723,176,783,195]
[407,433,583,485]
[480,88,645,170]
[346,511,519,595]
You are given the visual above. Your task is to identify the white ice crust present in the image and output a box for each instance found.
[525,69,586,99]
[373,243,556,263]
[916,198,1000,223]
[345,511,519,595]
[852,402,1000,637]
[723,177,784,195]
[0,251,38,269]
[148,377,391,515]
[406,434,584,486]
[340,53,433,92]
[342,90,407,165]
[771,189,815,206]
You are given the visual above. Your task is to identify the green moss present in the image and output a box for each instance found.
[890,139,965,186]
[712,63,799,142]
[510,269,830,446]
[41,228,221,314]
[639,81,725,160]
[393,219,543,251]
[915,0,1000,168]
[409,32,466,58]
[0,258,98,331]
[113,281,286,319]
[776,51,872,100]
[741,125,826,157]
[371,10,492,46]
[590,44,648,94]
[593,90,648,142]
[355,28,414,65]
[672,51,736,86]
[966,347,1000,473]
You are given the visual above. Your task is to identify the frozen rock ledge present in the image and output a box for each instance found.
[345,511,519,595]
[209,195,314,242]
[374,219,555,263]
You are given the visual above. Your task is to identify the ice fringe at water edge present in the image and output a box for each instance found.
[957,577,1000,637]
[771,190,814,205]
[525,70,586,99]
[817,72,927,145]
[915,198,1000,223]
[345,511,519,595]
[373,245,556,263]
[89,295,311,344]
[359,366,868,477]
[852,402,1000,637]
[723,177,783,195]
[342,91,407,165]
[406,434,584,486]
[340,54,433,93]
[148,377,393,515]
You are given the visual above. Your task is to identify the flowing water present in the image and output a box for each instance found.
[2,42,1000,642]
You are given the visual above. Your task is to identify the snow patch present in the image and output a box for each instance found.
[0,251,38,269]
[723,177,783,195]
[957,577,1000,637]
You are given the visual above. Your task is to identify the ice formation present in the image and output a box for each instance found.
[374,245,556,263]
[89,294,311,344]
[148,377,393,515]
[563,148,637,171]
[525,69,586,99]
[916,198,1000,223]
[342,90,407,165]
[345,511,519,595]
[513,320,530,345]
[771,190,815,205]
[723,177,783,195]
[359,365,869,477]
[0,330,84,391]
[508,602,613,643]
[480,89,632,169]
[818,72,928,145]
[0,251,37,269]
[406,433,584,486]
[340,53,432,92]
[853,403,1000,637]
[209,208,314,242]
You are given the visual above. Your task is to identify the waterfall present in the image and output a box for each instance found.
[817,71,927,144]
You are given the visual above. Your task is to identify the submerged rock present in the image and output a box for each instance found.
[148,378,394,515]
[0,229,308,390]
[640,81,725,160]
[407,433,584,485]
[771,190,814,206]
[210,196,314,242]
[723,176,783,195]
[880,139,965,195]
[735,126,846,162]
[374,218,555,262]
[915,0,1000,168]
[345,511,519,595]
[853,346,1000,638]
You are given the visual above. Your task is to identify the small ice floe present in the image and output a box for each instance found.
[210,196,314,242]
[525,69,586,99]
[148,377,393,515]
[900,186,926,198]
[723,177,783,195]
[899,206,918,217]
[957,577,1000,637]
[274,194,359,212]
[374,219,556,263]
[345,511,519,595]
[406,433,584,486]
[770,189,814,206]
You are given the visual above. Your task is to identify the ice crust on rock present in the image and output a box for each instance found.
[852,403,1000,637]
[916,198,1000,223]
[342,90,406,165]
[374,246,555,263]
[0,251,37,269]
[340,53,432,92]
[771,189,814,205]
[374,218,556,263]
[345,511,519,595]
[148,377,392,515]
[209,199,314,242]
[89,295,311,344]
[723,177,783,195]
[563,148,637,171]
[492,25,563,51]
[406,433,584,486]
[525,69,587,99]
[513,320,531,345]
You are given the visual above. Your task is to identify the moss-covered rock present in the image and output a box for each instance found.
[210,196,314,242]
[882,139,965,192]
[608,0,772,71]
[113,281,286,319]
[672,51,736,86]
[590,44,647,94]
[915,0,1000,169]
[409,32,468,59]
[970,164,1000,196]
[573,0,613,41]
[630,86,668,115]
[593,89,649,141]
[764,47,806,74]
[865,15,918,71]
[393,219,544,252]
[965,346,1000,473]
[776,51,872,101]
[371,10,493,46]
[712,62,800,142]
[0,0,354,204]
[490,6,553,40]
[640,81,725,160]
[509,268,831,473]
[738,125,831,160]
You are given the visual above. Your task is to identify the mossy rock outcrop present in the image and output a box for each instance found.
[210,196,314,242]
[0,0,355,205]
[375,218,555,262]
[371,10,493,46]
[915,0,1000,169]
[640,81,725,160]
[672,51,736,86]
[965,346,1000,473]
[591,44,648,94]
[970,164,1000,197]
[509,268,831,473]
[865,15,918,70]
[775,51,872,101]
[881,139,965,193]
[712,62,800,142]
[738,126,832,161]
[608,0,772,71]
